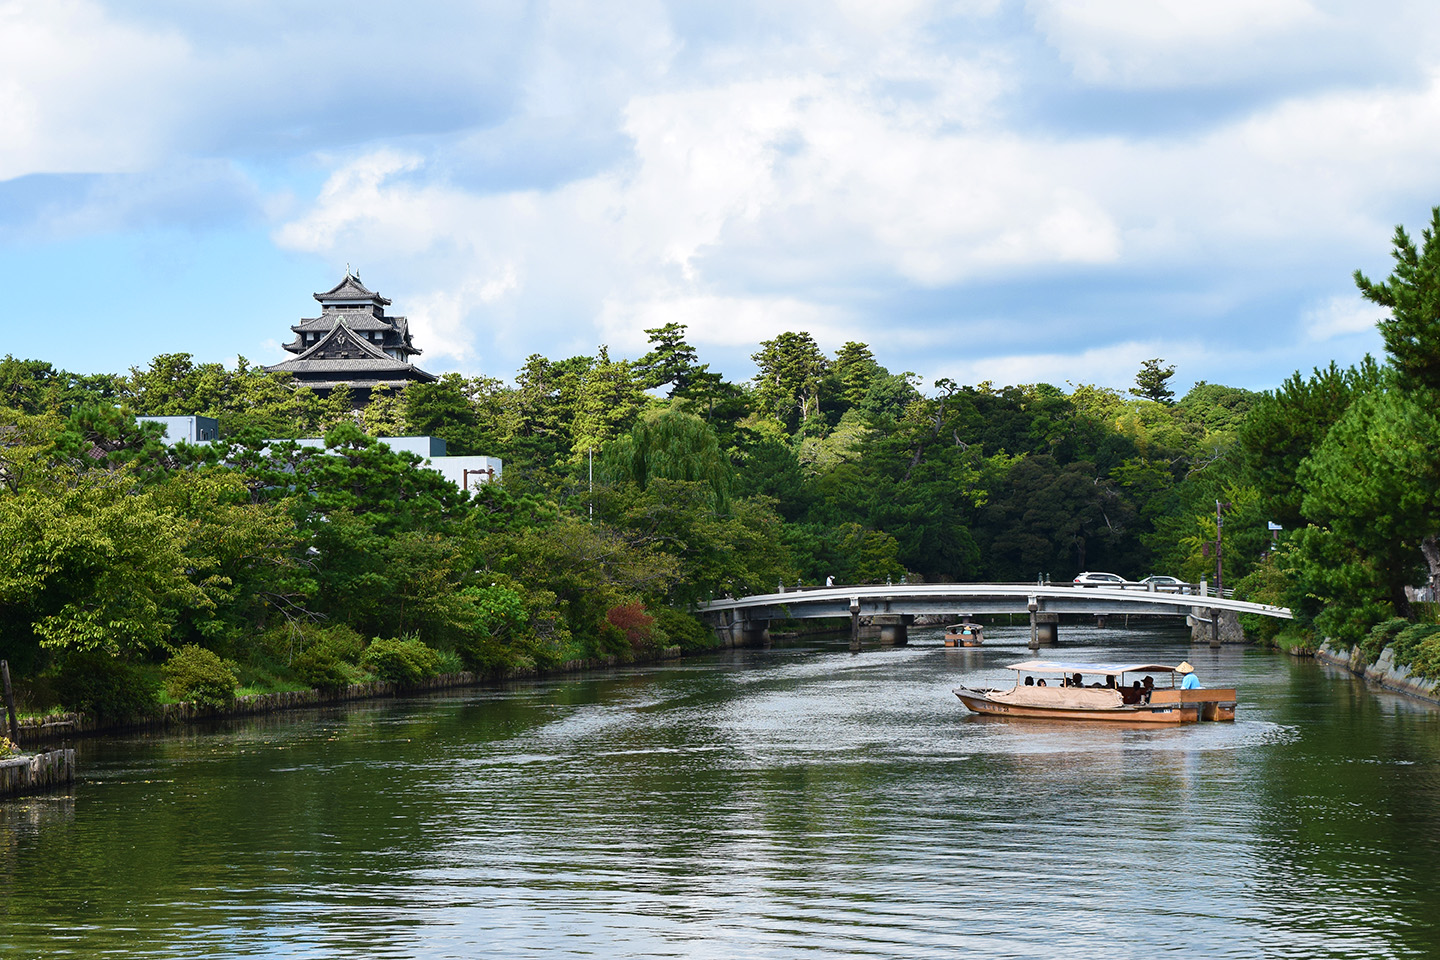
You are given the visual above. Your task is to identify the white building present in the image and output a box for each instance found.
[137,417,502,493]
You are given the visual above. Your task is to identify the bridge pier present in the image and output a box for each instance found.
[874,614,911,645]
[736,618,770,648]
[1027,612,1059,648]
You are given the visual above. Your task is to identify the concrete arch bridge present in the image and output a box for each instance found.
[697,582,1293,650]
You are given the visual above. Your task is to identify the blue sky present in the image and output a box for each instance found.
[4,0,1437,396]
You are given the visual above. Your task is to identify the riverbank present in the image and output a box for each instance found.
[15,645,686,746]
[0,749,75,798]
[1314,640,1440,705]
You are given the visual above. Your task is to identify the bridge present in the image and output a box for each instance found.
[697,582,1292,650]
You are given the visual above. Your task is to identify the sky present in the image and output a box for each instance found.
[3,0,1437,397]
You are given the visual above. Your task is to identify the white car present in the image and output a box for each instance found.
[1073,571,1128,587]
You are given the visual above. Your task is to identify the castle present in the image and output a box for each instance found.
[264,272,437,400]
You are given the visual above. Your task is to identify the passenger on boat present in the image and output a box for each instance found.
[1178,662,1201,689]
[1068,674,1083,688]
[1036,679,1047,686]
[1122,680,1143,705]
[1142,676,1154,703]
[1024,676,1035,686]
[1103,676,1116,689]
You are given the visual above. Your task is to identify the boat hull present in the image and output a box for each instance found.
[954,688,1235,724]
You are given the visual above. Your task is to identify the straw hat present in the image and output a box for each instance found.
[1176,661,1195,674]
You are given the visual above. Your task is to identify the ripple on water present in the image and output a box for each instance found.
[12,630,1440,959]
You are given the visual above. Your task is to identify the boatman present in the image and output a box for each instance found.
[1177,661,1201,689]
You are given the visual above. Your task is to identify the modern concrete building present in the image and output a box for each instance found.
[139,415,219,444]
[137,416,503,493]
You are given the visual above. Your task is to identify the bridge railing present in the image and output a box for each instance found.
[768,581,1234,599]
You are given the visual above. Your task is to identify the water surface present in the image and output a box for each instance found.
[3,623,1438,958]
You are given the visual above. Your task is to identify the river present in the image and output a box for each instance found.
[4,623,1440,959]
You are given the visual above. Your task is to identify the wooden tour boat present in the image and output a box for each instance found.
[954,659,1236,724]
[944,621,984,647]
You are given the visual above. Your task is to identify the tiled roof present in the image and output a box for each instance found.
[313,272,392,306]
[292,313,396,332]
[266,322,434,382]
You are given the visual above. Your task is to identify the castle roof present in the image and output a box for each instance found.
[314,272,392,306]
[265,320,435,381]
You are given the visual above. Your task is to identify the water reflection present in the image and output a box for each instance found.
[2,624,1440,958]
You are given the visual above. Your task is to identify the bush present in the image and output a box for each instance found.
[54,651,158,723]
[288,624,369,690]
[605,603,654,648]
[652,607,716,651]
[434,649,465,675]
[163,645,239,709]
[360,635,440,685]
[1389,622,1440,671]
[591,619,630,657]
[456,584,529,672]
[291,647,354,690]
[1361,617,1410,664]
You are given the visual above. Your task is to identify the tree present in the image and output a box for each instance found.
[0,471,208,657]
[828,342,881,411]
[1239,359,1380,530]
[1355,206,1440,392]
[1130,359,1176,404]
[1300,383,1440,614]
[751,332,828,431]
[634,323,703,395]
[569,346,647,461]
[602,407,733,511]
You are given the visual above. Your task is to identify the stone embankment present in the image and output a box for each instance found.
[1315,641,1440,705]
[0,750,75,799]
[16,645,686,745]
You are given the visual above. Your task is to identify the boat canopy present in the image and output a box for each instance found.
[1003,660,1180,677]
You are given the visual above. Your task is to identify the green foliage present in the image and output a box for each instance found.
[1385,622,1440,680]
[1240,359,1379,530]
[162,645,239,709]
[292,647,354,690]
[1361,618,1411,664]
[1130,358,1177,404]
[360,635,441,685]
[602,407,733,510]
[752,332,828,430]
[651,607,716,651]
[0,469,209,656]
[54,651,159,723]
[455,583,531,672]
[592,619,631,657]
[1355,206,1440,392]
[1234,555,1292,645]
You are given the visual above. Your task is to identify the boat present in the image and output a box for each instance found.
[953,659,1236,724]
[944,621,984,647]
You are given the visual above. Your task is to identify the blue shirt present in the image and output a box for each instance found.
[1181,673,1201,689]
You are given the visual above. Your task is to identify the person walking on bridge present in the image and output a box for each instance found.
[1177,662,1201,689]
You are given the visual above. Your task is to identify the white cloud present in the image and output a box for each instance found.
[1028,0,1323,86]
[0,0,193,179]
[10,0,1440,390]
[1303,294,1385,342]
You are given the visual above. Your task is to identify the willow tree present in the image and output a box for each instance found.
[602,407,732,512]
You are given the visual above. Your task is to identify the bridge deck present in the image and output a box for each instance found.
[698,583,1291,621]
